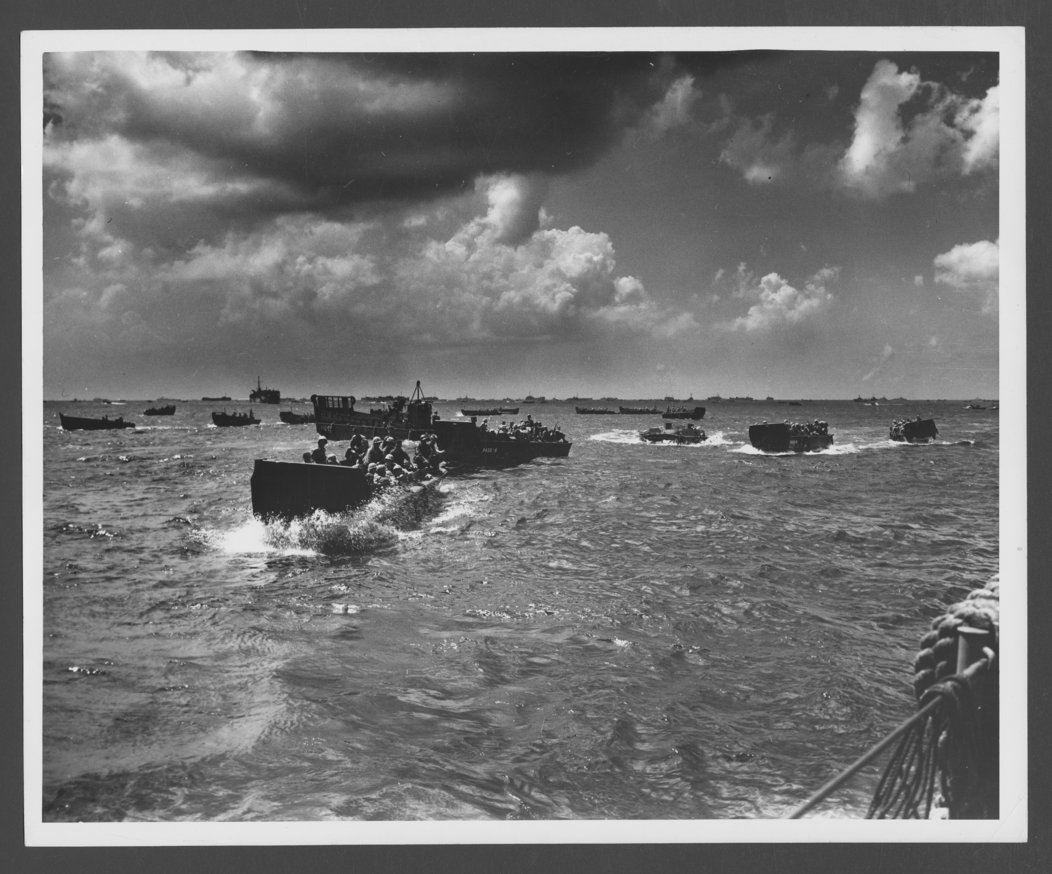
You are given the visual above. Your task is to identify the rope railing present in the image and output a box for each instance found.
[788,625,997,820]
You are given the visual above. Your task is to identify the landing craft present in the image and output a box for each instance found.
[312,381,571,466]
[748,421,833,453]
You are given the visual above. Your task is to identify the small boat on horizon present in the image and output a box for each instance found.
[662,405,706,420]
[59,413,136,431]
[279,410,316,425]
[212,410,260,427]
[143,404,176,416]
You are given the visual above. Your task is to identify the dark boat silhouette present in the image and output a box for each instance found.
[249,376,280,404]
[59,413,136,431]
[143,405,176,416]
[211,409,260,427]
[279,410,316,425]
[639,423,706,444]
[890,418,938,443]
[311,382,570,467]
[250,460,441,520]
[662,405,706,420]
[749,421,833,453]
[575,406,612,414]
[619,406,661,414]
[461,408,502,417]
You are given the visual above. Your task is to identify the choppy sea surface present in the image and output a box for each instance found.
[36,399,999,823]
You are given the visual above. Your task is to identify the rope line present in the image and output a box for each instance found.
[788,654,991,819]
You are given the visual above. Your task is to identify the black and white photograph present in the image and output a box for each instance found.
[22,26,1026,846]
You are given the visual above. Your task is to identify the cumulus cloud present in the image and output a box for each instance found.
[934,238,999,314]
[716,59,999,198]
[44,171,697,359]
[958,85,1000,173]
[723,265,838,333]
[837,60,999,198]
[478,174,548,245]
[645,74,702,137]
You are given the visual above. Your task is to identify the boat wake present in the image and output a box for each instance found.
[590,429,732,447]
[733,442,860,456]
[262,510,400,556]
[426,481,492,534]
[590,429,645,444]
[203,484,444,557]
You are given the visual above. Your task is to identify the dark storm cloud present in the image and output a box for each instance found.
[43,51,775,216]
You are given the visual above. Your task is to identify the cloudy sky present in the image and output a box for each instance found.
[35,38,1009,400]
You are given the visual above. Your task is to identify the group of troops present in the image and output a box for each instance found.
[788,419,829,436]
[476,413,566,443]
[304,431,446,486]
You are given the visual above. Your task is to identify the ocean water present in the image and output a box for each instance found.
[36,399,999,823]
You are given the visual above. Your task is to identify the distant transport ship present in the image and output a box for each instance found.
[211,409,260,427]
[202,396,231,401]
[462,405,519,416]
[662,405,706,420]
[249,376,280,404]
[639,422,706,444]
[312,382,570,467]
[575,406,612,414]
[279,410,316,425]
[619,406,661,415]
[143,405,175,416]
[59,413,136,431]
[889,418,938,443]
[749,421,833,453]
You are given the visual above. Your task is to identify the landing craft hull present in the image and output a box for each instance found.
[749,423,833,453]
[212,412,259,427]
[313,389,571,467]
[59,413,135,431]
[639,426,705,444]
[662,406,706,420]
[251,459,371,519]
[432,419,572,466]
[890,418,938,443]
